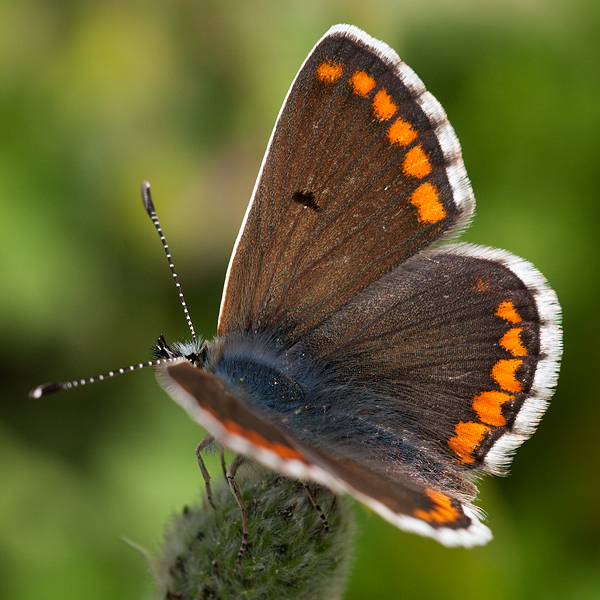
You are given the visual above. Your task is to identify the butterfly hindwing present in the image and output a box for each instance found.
[218,24,474,346]
[299,242,562,474]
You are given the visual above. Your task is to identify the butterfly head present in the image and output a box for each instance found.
[152,334,208,369]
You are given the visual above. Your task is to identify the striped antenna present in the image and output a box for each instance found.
[142,181,197,343]
[29,358,174,399]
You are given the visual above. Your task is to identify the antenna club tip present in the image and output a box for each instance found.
[29,386,43,399]
[29,382,65,398]
[141,181,155,214]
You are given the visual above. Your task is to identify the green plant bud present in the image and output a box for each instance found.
[152,464,356,600]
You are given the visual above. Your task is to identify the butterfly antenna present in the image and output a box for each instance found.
[141,181,197,344]
[29,358,172,399]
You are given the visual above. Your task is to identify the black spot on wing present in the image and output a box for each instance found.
[292,190,321,212]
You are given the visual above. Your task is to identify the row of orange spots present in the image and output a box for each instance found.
[315,59,446,225]
[413,488,460,524]
[448,299,528,463]
[493,301,527,392]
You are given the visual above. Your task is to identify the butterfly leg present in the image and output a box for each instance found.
[226,454,249,564]
[303,483,330,533]
[220,447,228,480]
[195,435,216,510]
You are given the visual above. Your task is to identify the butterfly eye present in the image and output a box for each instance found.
[186,344,208,367]
[185,352,199,364]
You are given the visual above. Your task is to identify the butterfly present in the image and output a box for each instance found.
[153,23,562,550]
[32,24,562,554]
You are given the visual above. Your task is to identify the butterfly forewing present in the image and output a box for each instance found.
[161,361,491,547]
[218,25,474,345]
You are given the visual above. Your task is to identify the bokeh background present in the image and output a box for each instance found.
[1,1,598,599]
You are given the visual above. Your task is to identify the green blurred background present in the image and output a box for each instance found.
[1,1,598,598]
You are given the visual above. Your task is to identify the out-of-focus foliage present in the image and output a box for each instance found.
[1,1,598,599]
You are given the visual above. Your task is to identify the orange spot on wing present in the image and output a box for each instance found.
[271,441,307,461]
[472,391,514,426]
[316,60,343,83]
[388,117,417,146]
[472,277,494,293]
[414,489,460,524]
[500,327,527,356]
[373,88,397,120]
[403,144,432,178]
[409,182,446,223]
[495,300,522,323]
[350,70,375,96]
[448,421,490,463]
[221,418,306,462]
[492,359,523,392]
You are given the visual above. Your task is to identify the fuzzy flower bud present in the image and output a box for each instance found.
[152,465,356,599]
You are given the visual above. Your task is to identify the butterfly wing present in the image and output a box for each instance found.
[158,360,492,547]
[299,243,562,475]
[218,24,474,346]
